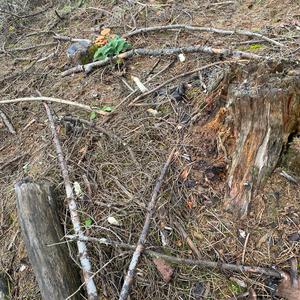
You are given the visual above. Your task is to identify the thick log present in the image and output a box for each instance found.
[224,62,300,217]
[0,272,9,300]
[15,178,82,300]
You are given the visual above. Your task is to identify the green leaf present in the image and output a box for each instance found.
[84,218,93,228]
[93,36,132,62]
[90,111,97,120]
[100,106,113,112]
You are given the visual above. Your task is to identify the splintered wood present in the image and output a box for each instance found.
[223,62,300,217]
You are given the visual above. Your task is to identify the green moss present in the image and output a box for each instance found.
[229,281,245,294]
[237,44,265,52]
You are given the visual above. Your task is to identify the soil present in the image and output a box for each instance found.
[0,0,300,299]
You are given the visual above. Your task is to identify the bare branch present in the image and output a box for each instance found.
[44,103,98,300]
[0,97,109,115]
[61,45,265,76]
[119,148,176,300]
[124,24,285,47]
[0,109,16,134]
[129,60,238,105]
[66,235,282,279]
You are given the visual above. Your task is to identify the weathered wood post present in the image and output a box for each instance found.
[15,178,82,300]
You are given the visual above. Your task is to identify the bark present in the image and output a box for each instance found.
[223,62,300,217]
[15,178,82,300]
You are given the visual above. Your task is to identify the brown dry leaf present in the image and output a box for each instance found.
[186,195,196,209]
[152,258,174,283]
[179,166,190,181]
[100,28,111,36]
[276,272,300,300]
[79,146,88,153]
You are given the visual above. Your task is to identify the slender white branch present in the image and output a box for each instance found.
[0,97,109,115]
[124,24,285,47]
[44,103,98,300]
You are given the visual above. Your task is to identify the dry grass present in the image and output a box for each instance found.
[0,0,299,299]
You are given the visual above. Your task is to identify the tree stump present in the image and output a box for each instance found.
[15,178,82,300]
[223,62,300,218]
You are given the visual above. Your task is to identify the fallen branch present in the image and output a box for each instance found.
[119,148,176,300]
[61,45,265,76]
[129,60,237,105]
[124,24,285,47]
[0,42,57,53]
[53,34,91,43]
[44,103,98,300]
[61,116,139,167]
[66,235,282,279]
[0,4,50,19]
[0,109,16,134]
[0,97,109,115]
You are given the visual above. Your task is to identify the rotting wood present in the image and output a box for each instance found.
[44,103,98,300]
[15,179,82,300]
[222,62,300,217]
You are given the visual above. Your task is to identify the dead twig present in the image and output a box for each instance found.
[61,116,139,167]
[174,221,201,259]
[0,4,50,19]
[0,42,57,53]
[129,60,237,105]
[66,235,282,279]
[53,34,91,43]
[44,103,98,300]
[0,97,109,115]
[119,147,176,300]
[124,24,285,47]
[0,109,16,134]
[61,45,265,76]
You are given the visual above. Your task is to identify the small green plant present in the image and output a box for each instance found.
[90,111,97,121]
[229,282,244,295]
[249,44,264,50]
[93,36,131,62]
[84,218,93,229]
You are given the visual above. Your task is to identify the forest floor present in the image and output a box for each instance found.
[0,0,300,299]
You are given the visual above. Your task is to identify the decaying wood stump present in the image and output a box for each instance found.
[15,178,81,300]
[223,62,300,218]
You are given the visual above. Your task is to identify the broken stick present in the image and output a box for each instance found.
[119,147,176,300]
[61,45,266,76]
[66,235,282,279]
[0,97,109,115]
[123,24,285,47]
[44,103,98,300]
[0,109,16,134]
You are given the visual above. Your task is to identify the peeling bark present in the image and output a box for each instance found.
[223,62,300,217]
